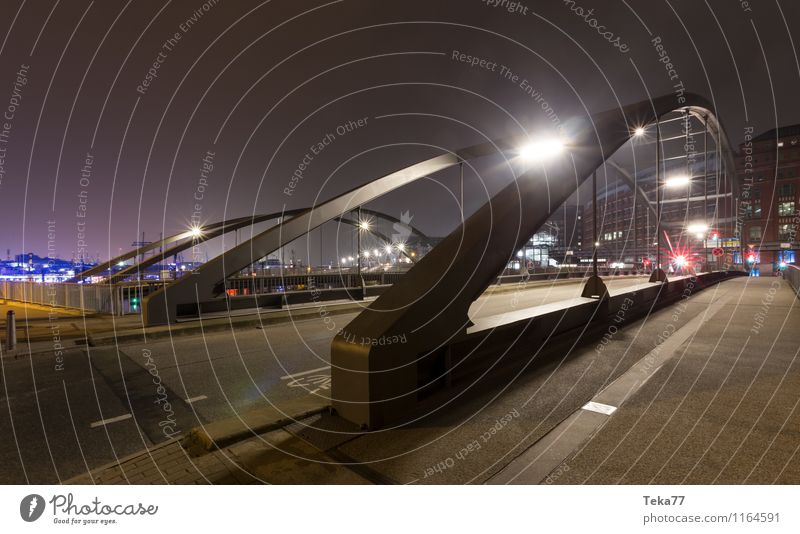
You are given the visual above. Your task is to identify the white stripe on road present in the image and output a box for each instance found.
[280,365,331,380]
[89,414,132,428]
[185,395,207,404]
[581,401,617,416]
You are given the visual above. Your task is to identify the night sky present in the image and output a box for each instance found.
[0,0,798,264]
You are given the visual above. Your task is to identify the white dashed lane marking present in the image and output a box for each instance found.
[89,413,132,428]
[581,401,618,416]
[280,366,331,380]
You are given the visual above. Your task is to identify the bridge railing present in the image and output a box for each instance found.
[785,265,800,295]
[0,280,125,314]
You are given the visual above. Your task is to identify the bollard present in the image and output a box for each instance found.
[6,310,16,351]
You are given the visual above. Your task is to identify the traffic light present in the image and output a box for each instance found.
[130,296,140,310]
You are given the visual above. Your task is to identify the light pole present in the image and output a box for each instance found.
[702,115,709,272]
[650,118,667,283]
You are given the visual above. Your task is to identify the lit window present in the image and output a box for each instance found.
[778,224,795,241]
[749,226,762,240]
[779,201,796,217]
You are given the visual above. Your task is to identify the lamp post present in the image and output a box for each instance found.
[650,118,667,283]
[357,207,363,281]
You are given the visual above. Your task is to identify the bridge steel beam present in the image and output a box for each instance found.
[329,93,738,429]
[142,146,503,325]
[106,208,429,284]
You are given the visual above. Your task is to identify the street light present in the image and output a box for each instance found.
[518,138,565,161]
[687,222,708,241]
[665,174,690,188]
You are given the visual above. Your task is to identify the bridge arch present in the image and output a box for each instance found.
[83,208,433,284]
[143,94,737,333]
[325,94,738,428]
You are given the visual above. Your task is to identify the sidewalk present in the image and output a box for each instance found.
[64,398,372,485]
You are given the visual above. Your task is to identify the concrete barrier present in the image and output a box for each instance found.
[331,270,746,429]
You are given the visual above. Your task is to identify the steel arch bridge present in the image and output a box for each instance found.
[135,93,739,426]
[73,207,433,284]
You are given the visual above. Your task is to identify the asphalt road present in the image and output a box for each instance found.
[0,276,646,483]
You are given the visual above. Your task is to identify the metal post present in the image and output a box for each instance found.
[5,310,16,351]
[656,122,662,270]
[593,169,598,278]
[633,158,638,269]
[703,115,708,270]
[459,161,464,223]
[650,118,666,283]
[582,168,608,299]
[357,207,363,295]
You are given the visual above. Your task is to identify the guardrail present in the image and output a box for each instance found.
[0,280,134,314]
[785,265,800,296]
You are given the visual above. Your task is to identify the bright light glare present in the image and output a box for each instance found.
[117,261,125,267]
[687,223,709,233]
[396,243,406,252]
[674,255,687,267]
[666,175,690,188]
[634,127,646,136]
[189,226,203,237]
[373,249,380,256]
[341,257,347,264]
[385,244,393,254]
[518,139,564,161]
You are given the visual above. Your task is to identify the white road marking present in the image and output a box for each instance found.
[89,413,132,428]
[185,395,208,404]
[582,401,617,416]
[280,365,331,380]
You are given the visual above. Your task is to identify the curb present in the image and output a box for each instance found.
[181,398,330,456]
[62,438,180,484]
